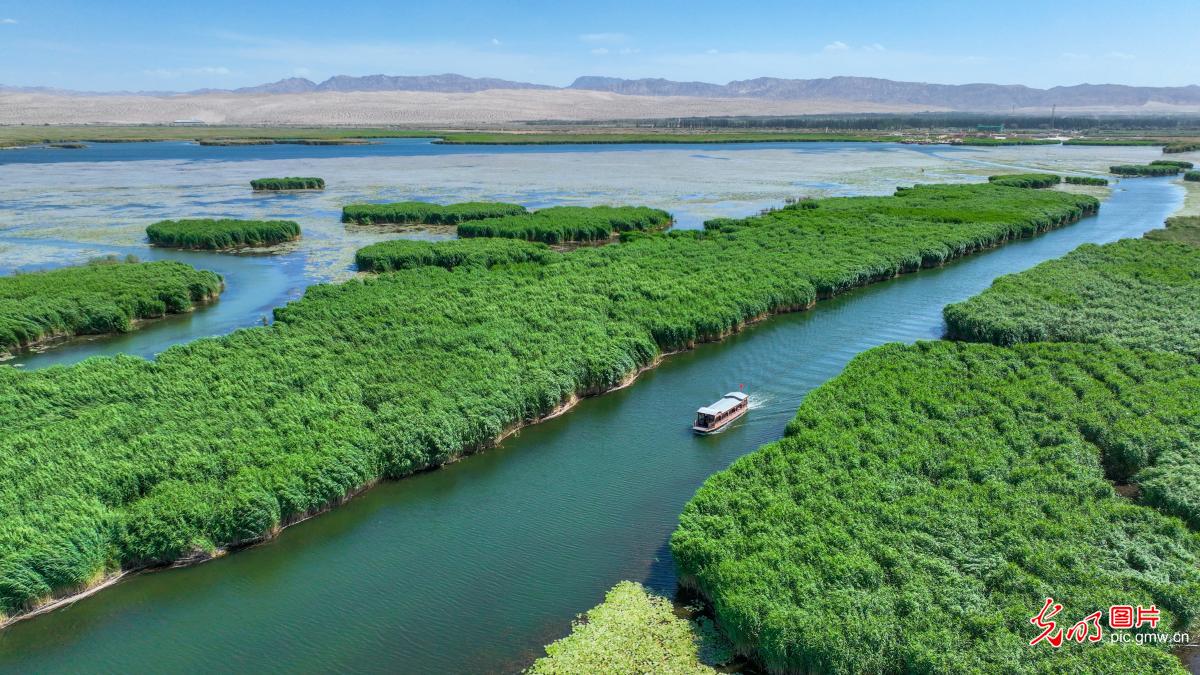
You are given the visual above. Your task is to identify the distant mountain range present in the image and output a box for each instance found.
[5,73,1200,111]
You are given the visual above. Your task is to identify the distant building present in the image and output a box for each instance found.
[171,119,205,127]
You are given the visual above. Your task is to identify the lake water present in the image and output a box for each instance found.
[0,139,1184,673]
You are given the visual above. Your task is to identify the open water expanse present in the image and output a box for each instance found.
[0,139,1185,672]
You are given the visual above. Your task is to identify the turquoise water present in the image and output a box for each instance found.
[0,140,1183,673]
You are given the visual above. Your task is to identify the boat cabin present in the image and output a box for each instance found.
[693,392,749,434]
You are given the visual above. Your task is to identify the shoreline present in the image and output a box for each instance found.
[0,197,1094,629]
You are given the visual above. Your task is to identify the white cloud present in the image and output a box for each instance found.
[590,47,609,55]
[824,41,849,51]
[618,47,640,55]
[1106,51,1135,60]
[864,43,885,52]
[579,32,630,44]
[705,48,719,55]
[0,18,17,24]
[491,38,501,46]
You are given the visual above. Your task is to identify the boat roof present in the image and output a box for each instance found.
[697,392,748,415]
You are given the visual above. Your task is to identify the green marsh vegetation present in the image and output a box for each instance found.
[1165,142,1200,154]
[672,340,1200,674]
[146,219,301,250]
[1111,164,1181,176]
[1185,170,1200,182]
[457,206,673,244]
[1064,176,1109,186]
[987,173,1061,188]
[250,177,325,191]
[528,581,730,674]
[354,238,551,272]
[1145,216,1200,246]
[341,201,527,225]
[944,238,1200,357]
[0,260,222,355]
[1150,160,1194,169]
[0,183,1097,618]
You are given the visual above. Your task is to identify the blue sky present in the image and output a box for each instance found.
[1,0,1197,91]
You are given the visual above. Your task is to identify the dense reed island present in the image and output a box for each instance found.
[203,139,369,146]
[1150,160,1194,169]
[457,206,673,244]
[0,260,222,355]
[431,132,890,145]
[672,340,1200,674]
[987,173,1061,188]
[0,182,1097,620]
[341,201,526,225]
[1165,142,1200,154]
[146,219,301,250]
[528,581,728,674]
[1186,170,1200,182]
[944,238,1200,357]
[1146,216,1200,246]
[1111,163,1181,176]
[354,238,551,272]
[1064,175,1108,186]
[250,177,325,191]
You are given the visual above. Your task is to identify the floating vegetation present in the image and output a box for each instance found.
[355,238,552,272]
[0,260,222,354]
[0,183,1097,617]
[1064,175,1109,186]
[250,177,325,191]
[457,206,672,244]
[987,173,1062,188]
[341,201,527,225]
[1110,164,1181,176]
[1164,142,1200,154]
[146,219,301,250]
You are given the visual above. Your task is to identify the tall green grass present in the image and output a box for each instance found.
[457,206,672,244]
[146,219,301,249]
[0,261,222,354]
[354,238,552,272]
[0,183,1097,617]
[1064,176,1109,186]
[1111,164,1181,176]
[250,177,324,190]
[1185,170,1200,182]
[987,173,1062,188]
[1146,216,1200,246]
[341,201,526,225]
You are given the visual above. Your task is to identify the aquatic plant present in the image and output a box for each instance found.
[1145,216,1200,246]
[672,340,1200,674]
[527,581,727,674]
[355,238,552,272]
[1111,164,1181,176]
[250,177,325,190]
[341,201,527,225]
[146,219,301,250]
[943,238,1200,357]
[0,183,1097,617]
[1164,142,1200,154]
[0,261,222,354]
[457,206,672,244]
[987,173,1061,188]
[1185,170,1200,182]
[1064,175,1108,186]
[1150,160,1194,169]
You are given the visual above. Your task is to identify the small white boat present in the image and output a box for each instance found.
[692,392,749,434]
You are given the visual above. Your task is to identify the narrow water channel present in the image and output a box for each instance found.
[0,176,1182,673]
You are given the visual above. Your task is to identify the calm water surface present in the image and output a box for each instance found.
[0,141,1183,673]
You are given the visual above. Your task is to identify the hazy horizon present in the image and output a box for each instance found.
[2,0,1197,92]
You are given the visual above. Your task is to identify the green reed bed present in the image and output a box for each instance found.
[672,340,1200,674]
[1150,160,1194,170]
[1111,164,1182,176]
[1185,171,1200,182]
[0,260,222,355]
[1064,175,1109,186]
[354,238,552,272]
[341,201,527,226]
[1145,216,1200,246]
[250,177,325,191]
[1165,142,1200,154]
[987,173,1062,188]
[456,206,673,244]
[0,183,1096,618]
[146,219,301,250]
[944,238,1200,357]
